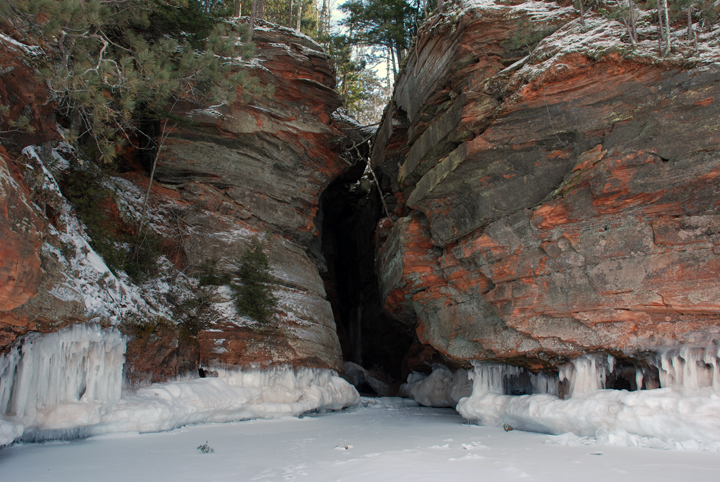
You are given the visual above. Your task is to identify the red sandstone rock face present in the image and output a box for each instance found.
[0,35,57,151]
[0,147,44,345]
[375,1,720,368]
[0,23,349,380]
[145,22,349,375]
[158,21,347,248]
[0,37,58,338]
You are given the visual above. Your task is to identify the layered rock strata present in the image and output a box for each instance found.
[374,1,720,369]
[0,22,351,382]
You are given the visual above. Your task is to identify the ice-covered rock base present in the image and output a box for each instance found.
[96,366,360,435]
[400,366,473,407]
[457,347,720,450]
[0,325,359,446]
[0,324,125,445]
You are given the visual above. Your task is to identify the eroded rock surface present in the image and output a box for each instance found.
[0,22,350,382]
[374,1,720,369]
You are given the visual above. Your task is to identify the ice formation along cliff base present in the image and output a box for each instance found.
[456,347,720,450]
[0,324,125,444]
[0,325,359,446]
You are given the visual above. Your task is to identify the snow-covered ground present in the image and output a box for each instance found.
[2,398,720,482]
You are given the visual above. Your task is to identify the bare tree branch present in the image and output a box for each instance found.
[137,119,176,238]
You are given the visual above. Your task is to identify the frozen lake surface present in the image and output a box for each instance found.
[2,398,720,482]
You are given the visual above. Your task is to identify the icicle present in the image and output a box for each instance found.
[569,355,606,396]
[215,366,339,391]
[0,325,125,426]
[467,362,559,397]
[530,371,559,397]
[468,363,507,395]
[558,362,573,384]
[0,345,21,414]
[458,345,720,447]
[635,369,644,391]
[656,346,720,392]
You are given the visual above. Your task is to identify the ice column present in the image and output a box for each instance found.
[469,362,559,397]
[657,346,720,391]
[469,363,507,396]
[559,354,611,397]
[0,324,125,425]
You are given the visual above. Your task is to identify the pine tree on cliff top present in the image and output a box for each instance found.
[0,0,259,164]
[340,0,420,78]
[237,0,320,36]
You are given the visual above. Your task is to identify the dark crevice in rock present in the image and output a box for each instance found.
[317,160,413,384]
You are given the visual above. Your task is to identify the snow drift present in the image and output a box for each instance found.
[0,325,359,446]
[457,347,720,450]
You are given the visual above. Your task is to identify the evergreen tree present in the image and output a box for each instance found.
[239,0,318,36]
[340,0,420,78]
[323,34,390,124]
[0,0,258,164]
[235,240,278,323]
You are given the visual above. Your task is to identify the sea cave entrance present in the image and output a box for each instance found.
[316,156,414,394]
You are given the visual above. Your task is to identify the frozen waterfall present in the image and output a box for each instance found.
[0,324,125,444]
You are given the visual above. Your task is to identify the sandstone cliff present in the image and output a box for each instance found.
[0,21,352,384]
[374,0,720,370]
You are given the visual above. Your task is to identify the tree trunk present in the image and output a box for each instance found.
[662,0,671,55]
[325,0,331,33]
[138,121,174,239]
[288,0,293,27]
[389,44,397,79]
[578,0,584,27]
[628,0,637,44]
[657,3,664,54]
[320,0,329,35]
[257,0,265,19]
[622,18,637,49]
[687,6,694,40]
[249,0,259,40]
[234,0,242,17]
[296,1,302,31]
[438,0,444,14]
